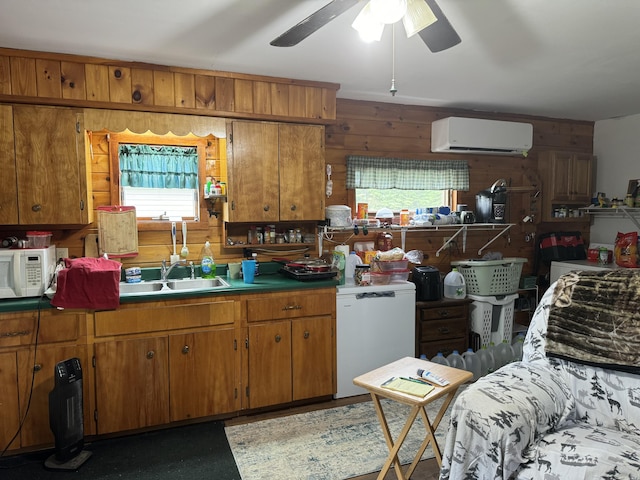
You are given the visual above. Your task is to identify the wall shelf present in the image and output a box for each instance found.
[580,206,640,230]
[204,195,227,218]
[318,223,515,257]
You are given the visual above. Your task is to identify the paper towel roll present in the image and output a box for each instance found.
[335,245,350,257]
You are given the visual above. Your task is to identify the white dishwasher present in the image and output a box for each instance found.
[335,281,416,398]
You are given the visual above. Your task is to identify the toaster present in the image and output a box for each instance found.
[411,266,442,301]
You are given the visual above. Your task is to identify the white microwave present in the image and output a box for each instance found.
[0,246,57,299]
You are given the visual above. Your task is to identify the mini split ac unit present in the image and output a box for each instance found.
[431,117,533,156]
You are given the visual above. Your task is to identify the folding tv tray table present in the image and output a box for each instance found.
[353,356,472,480]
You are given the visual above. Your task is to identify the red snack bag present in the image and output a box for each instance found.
[614,231,639,268]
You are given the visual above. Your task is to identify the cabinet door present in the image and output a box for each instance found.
[571,154,593,201]
[0,104,18,224]
[226,121,279,222]
[95,337,169,434]
[278,124,325,221]
[292,316,334,401]
[248,321,291,408]
[169,328,237,421]
[13,105,91,224]
[549,152,573,202]
[16,344,90,447]
[0,351,20,451]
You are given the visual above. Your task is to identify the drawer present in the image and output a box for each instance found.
[94,301,235,336]
[247,292,335,322]
[0,312,81,347]
[419,305,467,321]
[418,338,468,360]
[419,317,467,342]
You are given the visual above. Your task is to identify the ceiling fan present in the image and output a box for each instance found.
[270,0,461,53]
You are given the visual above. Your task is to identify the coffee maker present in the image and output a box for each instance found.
[476,179,508,223]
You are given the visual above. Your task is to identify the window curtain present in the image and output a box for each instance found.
[119,144,198,189]
[346,156,469,190]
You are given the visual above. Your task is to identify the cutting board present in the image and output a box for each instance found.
[97,206,139,257]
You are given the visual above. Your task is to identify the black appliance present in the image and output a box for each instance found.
[412,266,442,301]
[45,357,92,470]
[476,179,508,223]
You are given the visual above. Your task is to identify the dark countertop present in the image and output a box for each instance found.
[0,265,338,313]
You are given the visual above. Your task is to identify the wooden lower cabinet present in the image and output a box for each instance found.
[169,328,237,421]
[245,288,336,409]
[93,299,239,435]
[94,336,170,434]
[0,351,20,451]
[0,310,88,451]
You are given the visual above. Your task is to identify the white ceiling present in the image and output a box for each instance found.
[2,0,640,122]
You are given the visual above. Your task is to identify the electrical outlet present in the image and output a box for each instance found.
[56,247,69,259]
[443,237,451,246]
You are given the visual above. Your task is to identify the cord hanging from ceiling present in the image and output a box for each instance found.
[390,23,398,96]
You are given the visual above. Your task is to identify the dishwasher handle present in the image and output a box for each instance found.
[355,291,396,300]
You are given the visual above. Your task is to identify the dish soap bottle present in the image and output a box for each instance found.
[200,241,216,278]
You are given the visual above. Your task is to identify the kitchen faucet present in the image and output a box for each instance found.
[161,259,193,281]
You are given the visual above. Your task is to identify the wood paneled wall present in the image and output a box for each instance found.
[324,99,594,276]
[0,48,338,123]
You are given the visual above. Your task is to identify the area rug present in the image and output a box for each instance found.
[225,389,464,480]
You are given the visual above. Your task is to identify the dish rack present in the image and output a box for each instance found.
[451,257,527,295]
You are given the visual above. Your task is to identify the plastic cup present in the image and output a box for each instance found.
[228,262,241,279]
[241,260,256,284]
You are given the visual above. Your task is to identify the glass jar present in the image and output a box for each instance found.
[354,264,371,286]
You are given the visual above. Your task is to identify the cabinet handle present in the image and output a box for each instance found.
[438,310,450,317]
[32,204,42,212]
[275,334,282,343]
[303,330,310,339]
[182,345,190,354]
[437,327,451,334]
[290,204,297,211]
[146,350,155,359]
[0,329,31,338]
[282,305,302,311]
[263,205,270,212]
[33,363,42,372]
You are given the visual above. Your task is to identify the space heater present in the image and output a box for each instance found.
[45,357,92,470]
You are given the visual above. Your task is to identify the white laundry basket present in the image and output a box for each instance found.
[468,293,518,348]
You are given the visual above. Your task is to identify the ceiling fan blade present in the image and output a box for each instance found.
[417,0,461,52]
[271,0,361,47]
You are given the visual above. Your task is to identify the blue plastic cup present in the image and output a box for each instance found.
[241,259,256,284]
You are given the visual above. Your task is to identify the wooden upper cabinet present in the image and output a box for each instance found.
[13,105,93,224]
[539,151,594,221]
[225,120,325,223]
[279,124,325,221]
[0,104,18,224]
[226,121,280,223]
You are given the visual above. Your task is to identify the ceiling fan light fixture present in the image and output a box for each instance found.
[370,0,407,24]
[402,0,437,37]
[352,2,385,42]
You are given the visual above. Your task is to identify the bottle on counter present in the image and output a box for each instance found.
[200,241,216,278]
[443,268,466,299]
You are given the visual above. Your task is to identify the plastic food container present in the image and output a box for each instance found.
[27,231,52,248]
[375,259,409,272]
[370,272,391,285]
[389,270,410,283]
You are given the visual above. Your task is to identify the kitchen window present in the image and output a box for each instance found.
[108,132,208,227]
[347,155,468,213]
